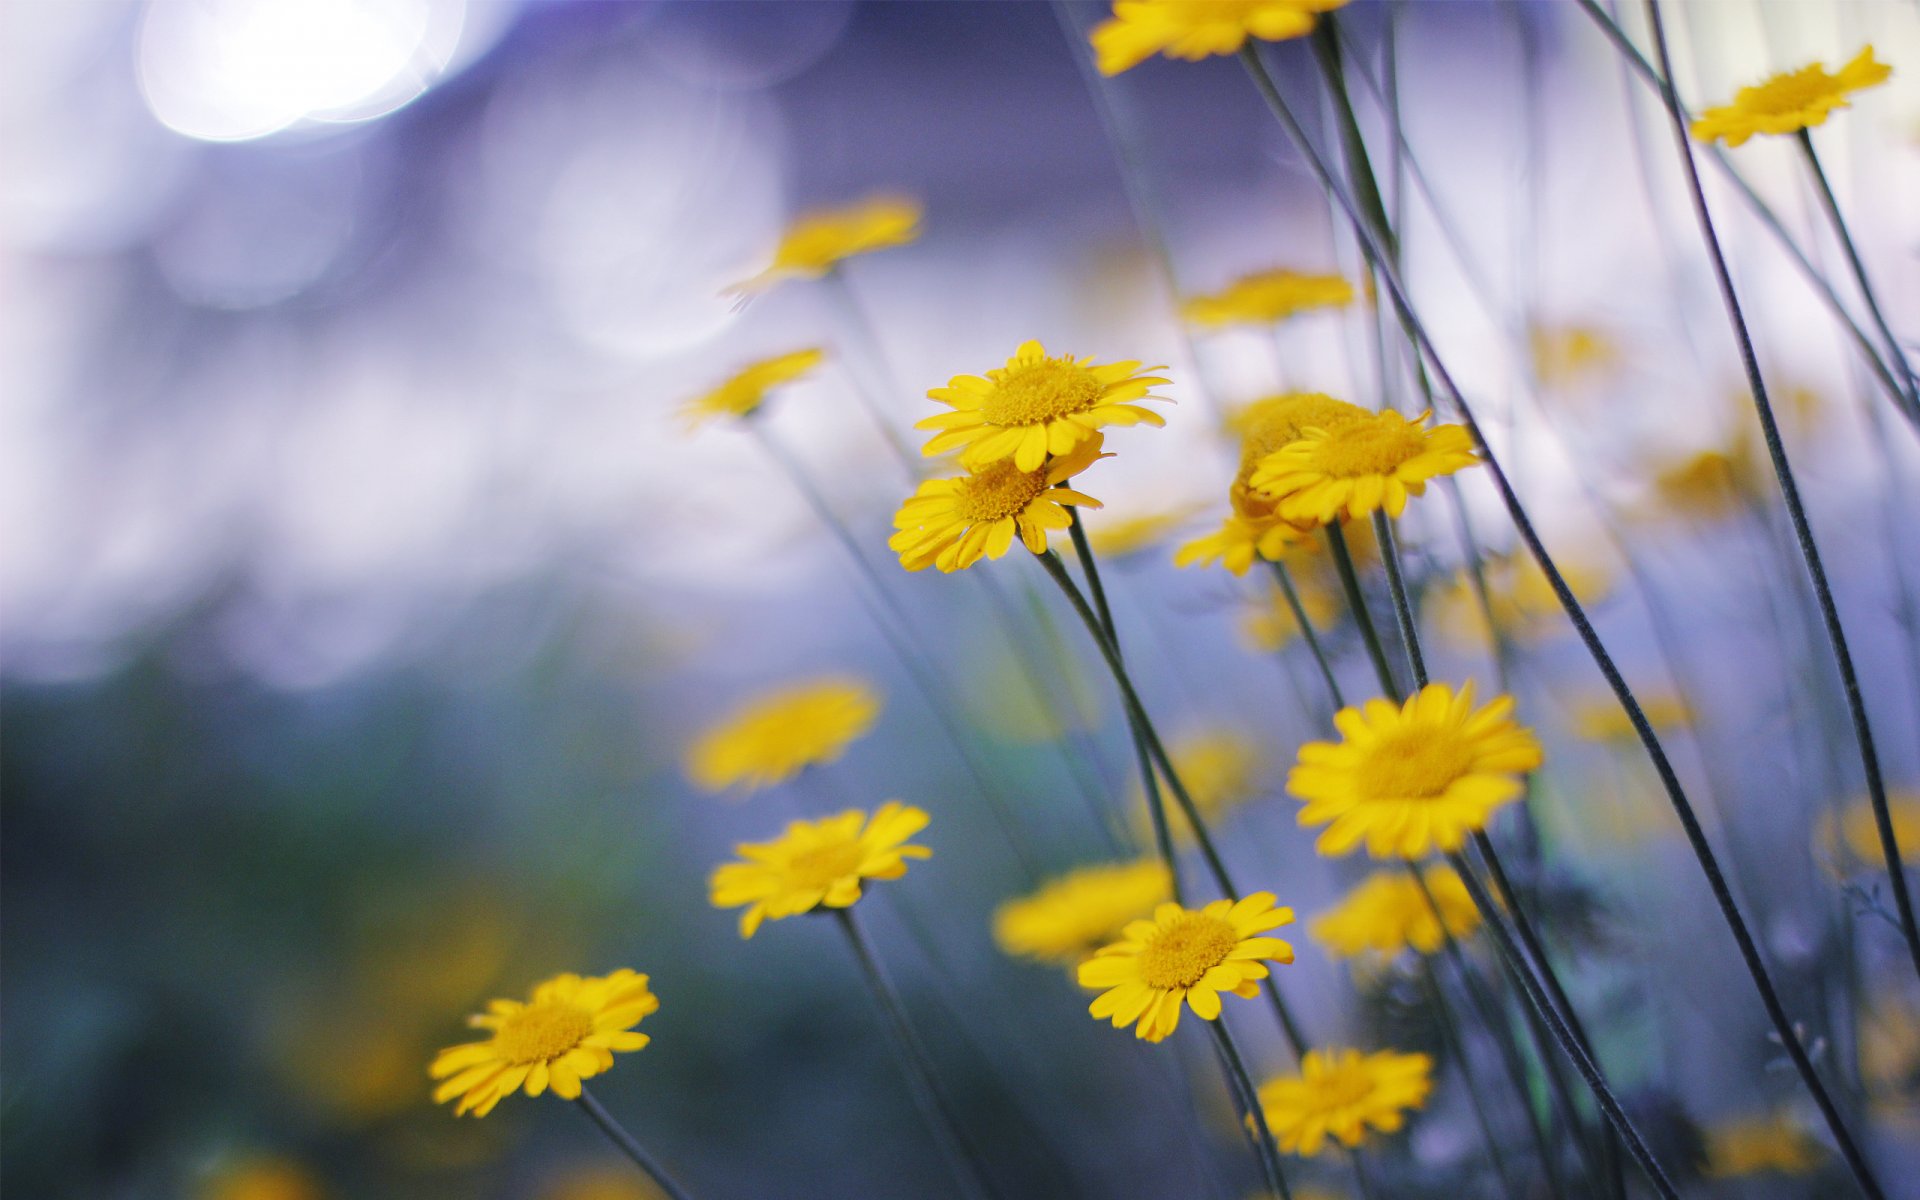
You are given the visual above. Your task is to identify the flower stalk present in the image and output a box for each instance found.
[575,1088,698,1200]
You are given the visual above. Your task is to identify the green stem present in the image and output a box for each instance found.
[1206,1019,1294,1200]
[1324,522,1399,698]
[1370,510,1426,689]
[1266,559,1345,710]
[575,1087,698,1200]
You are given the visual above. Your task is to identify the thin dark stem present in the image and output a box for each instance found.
[1371,510,1426,689]
[834,909,1003,1200]
[1324,522,1400,698]
[1066,509,1120,650]
[1238,44,1878,1184]
[1206,1019,1294,1200]
[1446,853,1681,1200]
[575,1088,698,1200]
[1641,0,1920,1004]
[1415,959,1529,1200]
[1266,559,1346,710]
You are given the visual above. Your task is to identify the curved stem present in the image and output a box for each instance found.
[1267,558,1346,710]
[1206,1019,1295,1200]
[1324,522,1400,698]
[575,1088,698,1200]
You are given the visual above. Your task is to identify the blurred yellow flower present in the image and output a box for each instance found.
[681,348,823,428]
[1310,866,1481,959]
[1649,444,1763,519]
[1078,894,1295,1042]
[918,339,1169,472]
[890,435,1106,572]
[685,677,881,795]
[1257,1048,1433,1156]
[1183,269,1354,329]
[201,1158,326,1200]
[1251,410,1479,526]
[1692,46,1892,147]
[1289,682,1543,859]
[1426,554,1609,647]
[430,970,657,1117]
[994,859,1173,965]
[537,1165,666,1200]
[1092,0,1348,75]
[1131,728,1265,843]
[1860,991,1920,1107]
[1819,789,1920,870]
[1082,504,1204,559]
[1174,510,1316,575]
[1529,325,1621,388]
[732,195,921,291]
[1701,1113,1825,1176]
[709,802,931,937]
[1569,692,1692,742]
[1240,575,1340,652]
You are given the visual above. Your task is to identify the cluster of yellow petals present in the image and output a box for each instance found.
[1289,682,1543,859]
[1701,1113,1826,1177]
[1691,47,1892,147]
[732,195,922,292]
[1257,1047,1433,1156]
[890,436,1107,573]
[684,677,881,795]
[1078,894,1295,1042]
[918,339,1168,472]
[708,803,931,938]
[1310,866,1482,960]
[681,348,823,428]
[1092,0,1349,76]
[1250,409,1479,526]
[993,859,1173,966]
[1183,268,1354,329]
[429,970,658,1117]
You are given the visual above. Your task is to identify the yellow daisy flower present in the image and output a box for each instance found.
[1691,46,1892,147]
[1568,691,1692,742]
[993,859,1174,966]
[732,194,922,292]
[1310,866,1481,960]
[1231,393,1374,496]
[1091,0,1349,76]
[1077,893,1295,1043]
[681,348,824,428]
[1256,1047,1434,1156]
[889,435,1107,573]
[1173,510,1317,575]
[1819,789,1920,871]
[200,1158,326,1200]
[1184,269,1355,329]
[1250,409,1479,526]
[1288,682,1544,859]
[685,677,882,795]
[1240,575,1340,652]
[1648,443,1764,519]
[1130,728,1265,844]
[1702,1113,1825,1177]
[917,340,1170,472]
[708,802,931,938]
[429,970,657,1117]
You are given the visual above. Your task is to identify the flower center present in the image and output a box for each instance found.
[493,1002,594,1065]
[786,839,866,891]
[1355,727,1474,800]
[956,460,1052,523]
[1308,419,1425,478]
[1312,1062,1379,1110]
[980,359,1103,426]
[1138,912,1239,989]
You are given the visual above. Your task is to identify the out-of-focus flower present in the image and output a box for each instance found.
[1310,866,1481,960]
[1240,575,1340,651]
[1648,443,1764,519]
[709,803,930,937]
[1570,692,1693,742]
[732,195,922,291]
[681,348,823,428]
[200,1157,326,1200]
[1077,894,1295,1042]
[1819,789,1920,871]
[1530,326,1622,388]
[685,677,881,796]
[890,436,1106,573]
[1860,991,1920,1110]
[918,340,1168,472]
[1691,47,1891,147]
[1183,269,1354,329]
[1251,410,1478,525]
[1174,511,1316,575]
[1289,683,1543,859]
[1130,728,1265,843]
[1425,554,1609,648]
[430,971,657,1117]
[537,1165,666,1200]
[1082,504,1205,559]
[1092,0,1349,75]
[1701,1113,1825,1176]
[994,859,1173,966]
[1257,1049,1433,1156]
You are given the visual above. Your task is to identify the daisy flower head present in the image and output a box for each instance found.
[1310,866,1481,960]
[1257,1047,1433,1156]
[993,859,1174,966]
[708,802,931,938]
[889,434,1107,573]
[429,970,658,1117]
[1077,893,1295,1043]
[1692,47,1892,147]
[681,348,823,429]
[1184,269,1355,329]
[1173,509,1316,576]
[732,194,922,292]
[918,339,1169,472]
[1250,409,1479,526]
[1289,682,1544,859]
[1092,0,1350,76]
[685,677,881,796]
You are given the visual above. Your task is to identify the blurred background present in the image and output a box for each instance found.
[4,1,1918,1197]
